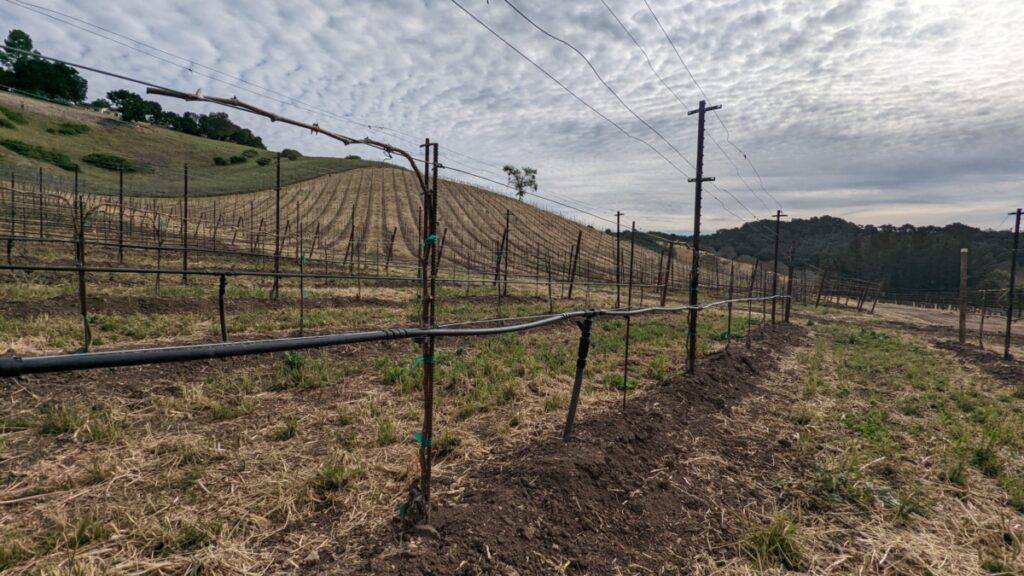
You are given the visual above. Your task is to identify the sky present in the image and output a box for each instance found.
[1,0,1022,234]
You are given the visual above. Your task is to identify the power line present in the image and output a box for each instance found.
[451,0,765,230]
[4,0,506,176]
[13,0,764,232]
[503,0,696,173]
[504,0,770,225]
[447,0,692,180]
[598,0,769,216]
[641,0,782,209]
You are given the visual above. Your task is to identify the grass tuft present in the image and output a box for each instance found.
[741,513,806,571]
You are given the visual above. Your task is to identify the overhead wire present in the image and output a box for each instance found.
[3,0,505,176]
[5,9,768,267]
[641,0,782,209]
[502,0,764,226]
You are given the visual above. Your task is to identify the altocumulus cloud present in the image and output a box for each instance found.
[1,0,1022,232]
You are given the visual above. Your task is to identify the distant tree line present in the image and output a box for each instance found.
[0,28,265,149]
[694,215,1019,293]
[0,29,87,103]
[100,90,265,149]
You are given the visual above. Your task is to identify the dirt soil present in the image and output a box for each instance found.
[934,340,1024,386]
[335,324,808,575]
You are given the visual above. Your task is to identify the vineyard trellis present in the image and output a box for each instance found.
[0,75,881,524]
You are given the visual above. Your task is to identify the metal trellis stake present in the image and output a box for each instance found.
[622,221,636,411]
[563,315,594,442]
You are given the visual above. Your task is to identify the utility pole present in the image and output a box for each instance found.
[615,211,623,308]
[1005,208,1021,359]
[686,99,720,374]
[770,209,787,324]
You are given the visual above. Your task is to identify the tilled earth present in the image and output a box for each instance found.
[336,325,808,575]
[934,339,1024,386]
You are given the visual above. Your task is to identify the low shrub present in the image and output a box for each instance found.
[0,105,27,125]
[255,157,270,166]
[213,156,228,166]
[82,153,136,172]
[241,148,259,158]
[48,122,90,136]
[281,148,302,160]
[228,155,246,164]
[0,139,76,170]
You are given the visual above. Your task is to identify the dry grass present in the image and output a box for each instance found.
[693,315,1024,575]
[2,279,748,573]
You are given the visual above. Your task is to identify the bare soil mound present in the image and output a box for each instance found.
[344,324,808,575]
[934,340,1024,386]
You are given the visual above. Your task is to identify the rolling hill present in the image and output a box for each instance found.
[0,89,710,289]
[0,90,378,196]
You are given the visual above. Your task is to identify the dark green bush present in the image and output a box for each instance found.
[47,122,90,136]
[0,105,27,125]
[228,155,247,165]
[281,148,301,161]
[213,156,228,166]
[255,157,270,166]
[241,149,259,158]
[344,154,361,160]
[81,153,136,172]
[0,139,76,170]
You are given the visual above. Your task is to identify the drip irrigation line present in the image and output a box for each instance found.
[0,294,789,377]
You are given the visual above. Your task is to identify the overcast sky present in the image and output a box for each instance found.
[2,0,1022,233]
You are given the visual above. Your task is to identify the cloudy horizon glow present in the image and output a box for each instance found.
[1,0,1022,234]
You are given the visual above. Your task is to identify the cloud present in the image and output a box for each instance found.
[0,0,1021,233]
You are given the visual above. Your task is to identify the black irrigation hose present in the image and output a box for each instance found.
[0,296,787,377]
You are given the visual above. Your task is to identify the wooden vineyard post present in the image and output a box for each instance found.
[547,257,554,313]
[816,269,828,307]
[385,227,397,276]
[566,230,582,300]
[745,259,759,348]
[272,154,282,299]
[726,262,735,348]
[770,209,786,324]
[660,242,674,307]
[118,168,124,263]
[784,243,795,324]
[1005,208,1021,360]
[959,248,969,343]
[502,212,511,297]
[74,167,90,352]
[218,274,228,342]
[615,211,623,308]
[37,167,43,238]
[299,205,306,336]
[621,221,636,410]
[181,165,188,284]
[155,217,163,293]
[979,291,988,349]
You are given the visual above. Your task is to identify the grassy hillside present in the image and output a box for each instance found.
[0,90,379,196]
